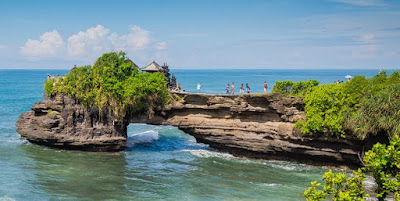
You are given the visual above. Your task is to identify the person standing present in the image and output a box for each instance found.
[263,81,268,93]
[246,83,250,94]
[226,84,230,94]
[231,82,235,95]
[197,83,201,91]
[239,83,244,94]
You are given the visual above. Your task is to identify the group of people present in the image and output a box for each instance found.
[225,81,268,95]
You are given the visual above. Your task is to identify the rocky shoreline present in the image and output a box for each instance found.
[16,92,382,168]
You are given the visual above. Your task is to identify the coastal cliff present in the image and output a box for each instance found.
[17,94,127,151]
[17,92,374,167]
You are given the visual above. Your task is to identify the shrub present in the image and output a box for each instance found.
[272,80,295,94]
[345,84,400,139]
[304,135,400,201]
[272,80,319,96]
[303,169,368,201]
[296,72,400,138]
[298,83,349,136]
[363,135,400,200]
[44,79,56,97]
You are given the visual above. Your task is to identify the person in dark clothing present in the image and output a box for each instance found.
[246,83,250,94]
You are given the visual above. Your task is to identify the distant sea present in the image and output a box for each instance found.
[172,69,392,94]
[0,69,392,200]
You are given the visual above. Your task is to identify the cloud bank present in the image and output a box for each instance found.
[20,25,167,63]
[20,30,64,58]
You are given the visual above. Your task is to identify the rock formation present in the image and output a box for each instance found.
[16,92,377,168]
[17,94,126,151]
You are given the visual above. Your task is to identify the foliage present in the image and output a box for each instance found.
[293,71,400,138]
[272,80,295,94]
[304,181,326,201]
[45,51,170,120]
[46,109,58,116]
[296,83,349,136]
[304,135,400,201]
[363,135,400,200]
[44,78,56,96]
[345,80,400,139]
[304,169,368,201]
[174,94,183,101]
[272,80,319,96]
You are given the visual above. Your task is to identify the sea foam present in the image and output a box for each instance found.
[127,130,160,146]
[0,196,16,201]
[183,149,235,159]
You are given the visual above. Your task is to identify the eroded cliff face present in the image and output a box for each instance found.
[148,93,366,168]
[16,94,126,151]
[17,92,370,167]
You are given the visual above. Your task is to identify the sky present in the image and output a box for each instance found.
[0,0,399,69]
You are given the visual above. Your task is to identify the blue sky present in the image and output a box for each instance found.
[0,0,399,69]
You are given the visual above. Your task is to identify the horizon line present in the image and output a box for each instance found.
[0,68,399,70]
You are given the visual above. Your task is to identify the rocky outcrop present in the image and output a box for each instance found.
[16,92,374,168]
[16,94,126,151]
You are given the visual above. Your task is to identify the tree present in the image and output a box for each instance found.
[44,51,170,120]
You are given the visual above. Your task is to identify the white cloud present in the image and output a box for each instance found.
[329,0,385,6]
[20,30,65,58]
[67,25,111,58]
[20,25,164,62]
[156,42,167,50]
[109,25,151,51]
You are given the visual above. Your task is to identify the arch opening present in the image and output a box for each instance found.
[125,123,209,152]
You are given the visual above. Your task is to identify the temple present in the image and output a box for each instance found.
[141,60,179,90]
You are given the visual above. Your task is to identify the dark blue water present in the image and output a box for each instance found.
[0,69,389,200]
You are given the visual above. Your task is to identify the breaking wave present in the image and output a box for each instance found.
[127,130,160,146]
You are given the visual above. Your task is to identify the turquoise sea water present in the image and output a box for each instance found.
[0,69,392,200]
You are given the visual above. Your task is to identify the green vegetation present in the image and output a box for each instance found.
[304,135,400,201]
[272,80,319,96]
[44,51,170,119]
[295,83,349,136]
[275,71,400,139]
[272,73,400,200]
[304,169,368,201]
[345,83,400,139]
[44,78,56,96]
[363,135,400,200]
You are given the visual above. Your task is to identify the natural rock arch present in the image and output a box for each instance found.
[16,92,373,168]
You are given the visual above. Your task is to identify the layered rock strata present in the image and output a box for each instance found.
[17,92,375,167]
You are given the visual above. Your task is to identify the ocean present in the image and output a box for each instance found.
[0,69,391,200]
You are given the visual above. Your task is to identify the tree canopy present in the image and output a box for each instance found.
[45,51,170,120]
